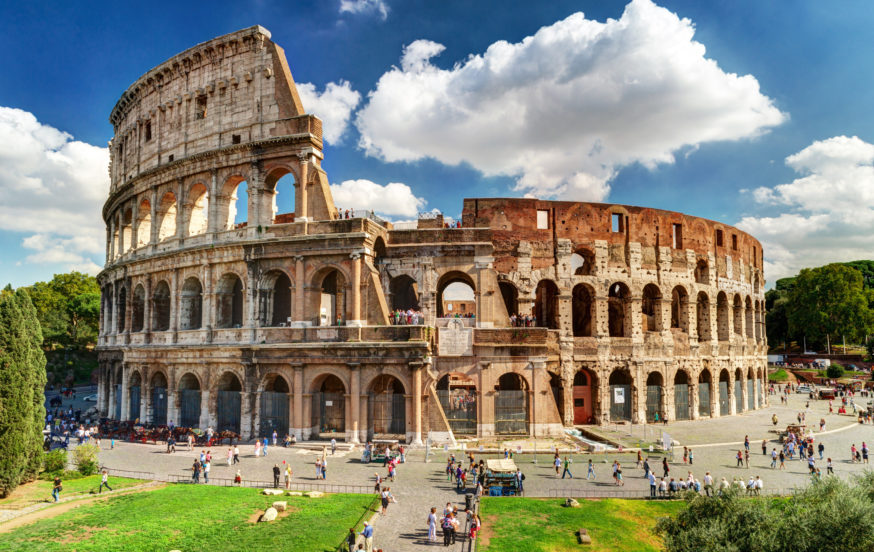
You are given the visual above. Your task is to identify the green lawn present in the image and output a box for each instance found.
[0,485,376,552]
[478,498,685,552]
[0,476,147,510]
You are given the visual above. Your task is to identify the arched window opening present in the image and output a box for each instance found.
[116,286,127,333]
[571,249,595,276]
[695,259,709,285]
[608,282,630,337]
[534,280,559,329]
[186,183,209,236]
[641,284,661,332]
[671,286,689,331]
[180,277,203,330]
[390,275,420,311]
[645,372,664,422]
[216,273,244,328]
[495,373,529,435]
[136,199,151,248]
[716,292,730,341]
[499,281,518,321]
[572,284,593,337]
[132,284,145,332]
[437,273,476,318]
[436,373,477,435]
[157,192,177,241]
[152,281,171,331]
[319,270,346,326]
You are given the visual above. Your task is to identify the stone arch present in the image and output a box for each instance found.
[494,372,530,435]
[367,374,407,437]
[390,275,420,311]
[156,191,177,241]
[214,371,243,433]
[132,284,145,332]
[216,272,244,328]
[695,259,709,285]
[608,368,633,421]
[608,282,631,337]
[671,285,689,331]
[534,279,559,329]
[645,371,665,422]
[641,283,662,332]
[180,276,203,330]
[437,271,476,319]
[152,280,171,331]
[571,248,595,275]
[177,372,202,428]
[716,292,730,341]
[499,280,519,320]
[572,283,594,337]
[136,198,151,247]
[259,269,292,327]
[185,182,209,236]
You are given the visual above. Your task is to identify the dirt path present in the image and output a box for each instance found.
[0,482,164,533]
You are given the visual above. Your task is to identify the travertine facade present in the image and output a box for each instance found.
[97,27,768,443]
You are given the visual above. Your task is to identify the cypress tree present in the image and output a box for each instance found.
[0,290,47,497]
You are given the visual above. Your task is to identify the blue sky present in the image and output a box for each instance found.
[1,0,874,287]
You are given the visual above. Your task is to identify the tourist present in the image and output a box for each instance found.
[273,464,281,488]
[52,476,62,502]
[98,470,113,493]
[360,521,374,552]
[427,507,438,543]
[562,456,573,479]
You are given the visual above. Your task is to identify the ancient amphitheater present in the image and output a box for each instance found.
[96,26,768,443]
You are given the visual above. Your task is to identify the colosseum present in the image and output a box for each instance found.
[96,26,768,444]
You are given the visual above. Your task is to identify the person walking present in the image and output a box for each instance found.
[359,521,374,552]
[273,464,281,488]
[561,456,573,479]
[427,507,438,543]
[52,476,62,502]
[98,470,113,493]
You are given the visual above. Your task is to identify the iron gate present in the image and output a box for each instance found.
[260,391,289,438]
[747,380,755,409]
[436,389,477,435]
[734,380,743,412]
[610,384,632,421]
[179,389,201,428]
[719,381,729,416]
[217,390,241,433]
[129,386,141,421]
[646,385,662,422]
[495,390,528,434]
[674,384,690,420]
[698,383,710,417]
[368,392,405,435]
[152,386,167,426]
[312,392,345,434]
[114,384,121,420]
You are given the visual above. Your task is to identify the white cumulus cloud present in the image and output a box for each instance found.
[297,80,361,144]
[0,106,108,275]
[738,136,874,281]
[330,179,425,218]
[355,0,786,200]
[339,0,388,20]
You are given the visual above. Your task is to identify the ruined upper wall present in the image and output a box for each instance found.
[108,26,319,192]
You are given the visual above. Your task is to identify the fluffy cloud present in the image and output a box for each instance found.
[297,80,361,144]
[356,0,785,200]
[0,106,108,274]
[329,179,425,218]
[338,0,388,20]
[737,136,874,281]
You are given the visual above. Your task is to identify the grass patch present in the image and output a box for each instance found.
[0,476,146,510]
[478,497,685,552]
[0,484,375,552]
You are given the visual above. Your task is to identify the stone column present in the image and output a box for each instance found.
[296,154,309,221]
[349,364,361,444]
[120,364,130,421]
[293,365,303,440]
[293,256,307,326]
[348,253,362,326]
[412,364,423,445]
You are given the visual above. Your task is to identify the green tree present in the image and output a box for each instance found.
[0,290,47,497]
[786,264,874,349]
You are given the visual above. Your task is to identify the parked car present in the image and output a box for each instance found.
[83,394,98,402]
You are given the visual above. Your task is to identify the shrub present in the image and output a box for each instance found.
[827,364,845,379]
[43,449,67,474]
[72,444,99,475]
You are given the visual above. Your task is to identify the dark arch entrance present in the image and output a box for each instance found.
[698,370,712,417]
[260,374,290,438]
[609,369,633,421]
[312,375,346,438]
[178,373,201,428]
[216,372,242,434]
[436,374,477,435]
[573,369,596,424]
[645,372,664,422]
[495,373,529,435]
[674,370,691,421]
[368,375,406,439]
[151,372,168,426]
